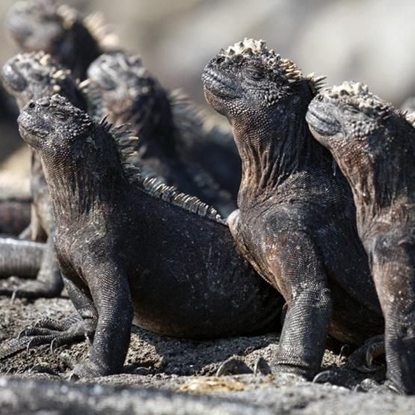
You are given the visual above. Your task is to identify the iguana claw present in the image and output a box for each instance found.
[348,335,385,373]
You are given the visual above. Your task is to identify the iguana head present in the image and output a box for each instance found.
[86,51,169,126]
[6,0,65,54]
[2,52,82,110]
[202,38,324,124]
[18,94,92,152]
[306,81,413,154]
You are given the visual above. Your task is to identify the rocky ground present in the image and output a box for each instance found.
[1,289,415,414]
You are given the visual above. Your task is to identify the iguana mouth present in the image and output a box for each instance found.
[202,69,241,100]
[17,112,48,140]
[306,107,341,137]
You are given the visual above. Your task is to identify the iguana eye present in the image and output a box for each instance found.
[31,72,45,83]
[344,105,360,115]
[245,65,264,81]
[54,111,67,121]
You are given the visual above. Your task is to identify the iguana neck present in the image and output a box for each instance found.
[60,20,101,80]
[113,89,177,159]
[233,102,331,207]
[40,130,128,225]
[330,138,415,229]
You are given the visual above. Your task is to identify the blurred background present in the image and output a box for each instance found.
[0,0,415,178]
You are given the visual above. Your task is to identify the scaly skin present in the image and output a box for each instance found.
[202,39,383,381]
[85,51,238,216]
[0,51,86,298]
[16,94,283,378]
[5,0,117,81]
[306,81,415,395]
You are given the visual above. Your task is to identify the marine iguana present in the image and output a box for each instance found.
[15,94,283,378]
[5,0,117,81]
[202,39,384,381]
[84,51,239,216]
[306,81,415,394]
[0,51,86,298]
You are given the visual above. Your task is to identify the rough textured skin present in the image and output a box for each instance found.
[202,39,384,380]
[5,0,117,81]
[84,51,239,216]
[306,81,415,394]
[16,94,283,378]
[0,51,86,298]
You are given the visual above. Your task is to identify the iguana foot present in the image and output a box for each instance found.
[348,335,385,373]
[70,360,109,380]
[357,378,403,394]
[253,356,272,375]
[216,356,273,377]
[19,314,86,351]
[216,357,253,376]
[313,369,338,384]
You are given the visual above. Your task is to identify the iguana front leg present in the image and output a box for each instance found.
[267,232,332,379]
[229,211,332,380]
[70,259,134,378]
[370,247,415,395]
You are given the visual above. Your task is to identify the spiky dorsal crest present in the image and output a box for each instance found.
[78,78,105,122]
[138,177,224,222]
[35,95,224,223]
[83,12,119,50]
[57,4,118,50]
[323,81,414,127]
[222,38,326,94]
[104,119,225,224]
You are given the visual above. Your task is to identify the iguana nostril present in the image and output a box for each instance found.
[28,101,35,109]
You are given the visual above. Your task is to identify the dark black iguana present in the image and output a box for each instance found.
[202,38,384,381]
[84,51,239,216]
[5,0,118,81]
[14,94,283,378]
[0,51,87,298]
[306,81,415,395]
